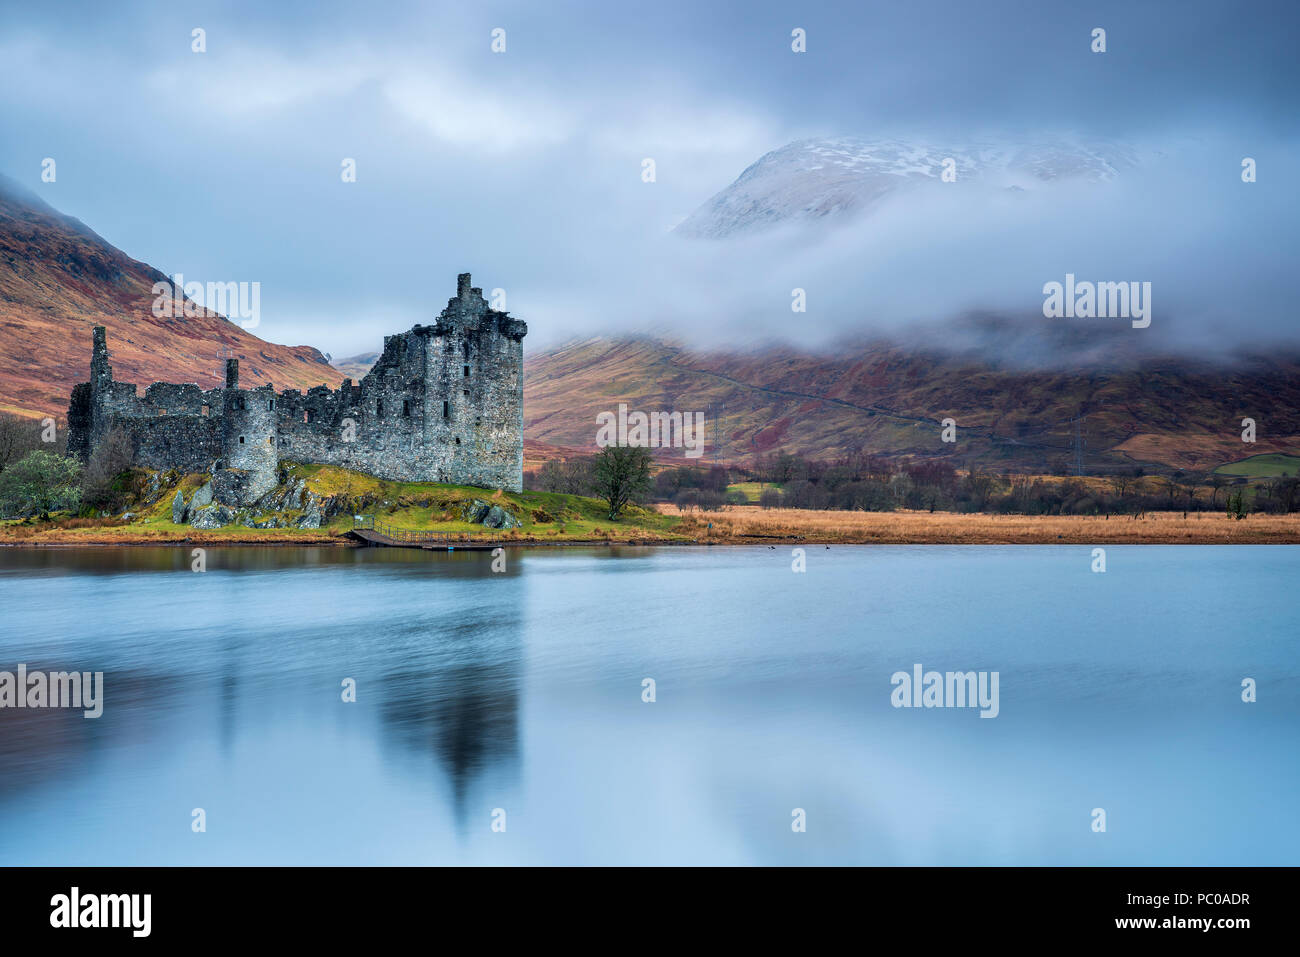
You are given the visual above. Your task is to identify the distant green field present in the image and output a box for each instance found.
[727,482,780,502]
[1214,454,1300,478]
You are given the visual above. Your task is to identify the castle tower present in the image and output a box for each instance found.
[90,326,113,392]
[68,326,116,460]
[219,358,278,502]
[423,272,527,489]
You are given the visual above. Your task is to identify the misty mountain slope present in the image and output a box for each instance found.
[333,352,379,380]
[0,175,343,419]
[521,328,1300,471]
[674,136,1141,239]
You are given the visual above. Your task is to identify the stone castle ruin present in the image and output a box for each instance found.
[67,274,528,506]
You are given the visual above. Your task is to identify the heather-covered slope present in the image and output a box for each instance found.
[0,176,343,420]
[521,328,1300,471]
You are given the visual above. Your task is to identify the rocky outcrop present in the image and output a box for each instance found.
[131,467,526,534]
[211,467,274,508]
[189,504,237,529]
[143,472,165,504]
[483,504,520,529]
[294,498,323,529]
[257,477,308,512]
[190,482,213,511]
[459,498,520,529]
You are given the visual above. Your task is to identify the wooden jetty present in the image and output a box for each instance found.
[345,516,500,551]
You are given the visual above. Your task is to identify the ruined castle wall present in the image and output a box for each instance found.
[70,274,527,494]
[127,414,223,472]
[67,383,92,460]
[67,337,227,472]
[276,330,430,479]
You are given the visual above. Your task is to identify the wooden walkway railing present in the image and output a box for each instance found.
[352,515,479,544]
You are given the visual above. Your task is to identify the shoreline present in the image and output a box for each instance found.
[4,514,1300,548]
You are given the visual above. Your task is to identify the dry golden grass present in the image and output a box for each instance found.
[658,505,1300,544]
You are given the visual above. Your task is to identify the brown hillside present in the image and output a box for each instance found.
[521,332,1300,472]
[0,177,343,421]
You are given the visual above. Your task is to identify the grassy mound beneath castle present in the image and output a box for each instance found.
[282,462,685,540]
[0,461,689,545]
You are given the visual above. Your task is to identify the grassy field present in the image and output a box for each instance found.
[1214,453,1300,478]
[725,481,780,502]
[660,504,1300,544]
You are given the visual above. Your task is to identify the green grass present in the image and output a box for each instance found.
[1214,453,1300,478]
[3,462,688,543]
[726,481,780,502]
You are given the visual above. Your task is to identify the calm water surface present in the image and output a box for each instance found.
[0,544,1296,865]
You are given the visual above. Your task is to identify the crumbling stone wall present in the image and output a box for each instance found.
[66,273,528,496]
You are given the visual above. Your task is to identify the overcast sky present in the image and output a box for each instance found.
[1,0,1296,356]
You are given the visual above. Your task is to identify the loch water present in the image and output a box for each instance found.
[0,544,1296,865]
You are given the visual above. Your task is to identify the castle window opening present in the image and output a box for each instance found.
[376,400,383,417]
[463,342,470,359]
[402,400,410,416]
[463,365,469,378]
[201,404,209,417]
[443,400,449,419]
[239,436,245,444]
[268,399,274,411]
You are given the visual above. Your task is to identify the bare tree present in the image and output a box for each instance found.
[82,426,137,511]
[1208,473,1227,506]
[0,413,43,477]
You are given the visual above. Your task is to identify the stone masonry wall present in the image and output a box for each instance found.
[66,273,528,494]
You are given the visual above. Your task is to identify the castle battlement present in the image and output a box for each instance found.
[67,274,527,499]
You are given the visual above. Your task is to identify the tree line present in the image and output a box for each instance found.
[527,448,1299,517]
[5,412,1293,522]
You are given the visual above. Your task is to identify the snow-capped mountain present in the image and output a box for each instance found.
[674,136,1141,239]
